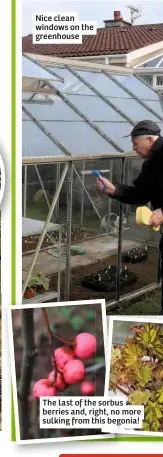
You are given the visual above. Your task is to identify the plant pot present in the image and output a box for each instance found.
[24,288,36,299]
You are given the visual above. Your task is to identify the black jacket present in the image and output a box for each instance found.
[112,136,163,211]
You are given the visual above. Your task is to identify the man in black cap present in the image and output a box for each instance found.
[96,120,163,313]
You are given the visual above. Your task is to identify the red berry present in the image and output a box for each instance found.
[33,379,57,399]
[48,370,66,391]
[74,333,97,359]
[63,360,86,385]
[80,381,96,395]
[54,347,75,371]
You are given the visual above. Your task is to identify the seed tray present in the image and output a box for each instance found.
[97,265,117,279]
[122,246,148,264]
[82,268,138,292]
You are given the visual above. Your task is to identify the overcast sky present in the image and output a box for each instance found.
[22,0,163,36]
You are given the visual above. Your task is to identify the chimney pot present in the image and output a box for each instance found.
[114,10,123,21]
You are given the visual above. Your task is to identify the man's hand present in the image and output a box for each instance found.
[96,175,116,195]
[150,209,163,228]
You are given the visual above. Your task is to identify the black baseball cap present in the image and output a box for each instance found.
[123,120,161,138]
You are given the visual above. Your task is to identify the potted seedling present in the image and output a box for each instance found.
[23,275,40,299]
[34,272,50,294]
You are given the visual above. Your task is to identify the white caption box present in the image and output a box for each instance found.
[40,396,144,429]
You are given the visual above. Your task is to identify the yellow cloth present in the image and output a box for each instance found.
[136,206,160,232]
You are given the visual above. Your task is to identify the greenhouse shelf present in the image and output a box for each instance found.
[23,290,58,304]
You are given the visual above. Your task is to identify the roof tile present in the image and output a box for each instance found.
[22,23,163,57]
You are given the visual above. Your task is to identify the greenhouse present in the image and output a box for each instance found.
[22,53,163,311]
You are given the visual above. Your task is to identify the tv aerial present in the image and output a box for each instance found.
[127,5,142,24]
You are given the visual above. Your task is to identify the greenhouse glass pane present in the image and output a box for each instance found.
[67,95,126,121]
[46,66,93,95]
[76,70,131,98]
[143,56,162,67]
[113,74,159,101]
[22,120,66,158]
[22,98,81,121]
[22,56,61,81]
[158,59,163,67]
[95,122,134,152]
[108,97,162,122]
[42,121,118,155]
[144,101,163,117]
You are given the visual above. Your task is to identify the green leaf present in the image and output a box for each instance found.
[58,306,73,318]
[143,418,160,432]
[142,420,150,431]
[135,365,153,388]
[70,315,84,331]
[145,401,163,429]
[128,389,151,405]
[155,386,163,403]
[135,323,163,359]
[122,337,145,368]
[86,310,96,321]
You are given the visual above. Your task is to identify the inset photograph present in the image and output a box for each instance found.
[8,299,110,443]
[103,316,163,437]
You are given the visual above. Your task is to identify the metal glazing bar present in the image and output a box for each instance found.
[66,65,135,127]
[116,157,125,303]
[23,53,65,83]
[73,165,101,220]
[22,105,72,157]
[64,162,73,300]
[80,161,86,228]
[22,164,68,296]
[104,71,163,122]
[22,152,138,165]
[23,165,27,217]
[39,78,124,153]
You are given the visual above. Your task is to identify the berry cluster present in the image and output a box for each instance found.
[33,332,97,398]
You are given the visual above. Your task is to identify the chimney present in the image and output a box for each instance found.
[114,11,123,21]
[104,10,131,28]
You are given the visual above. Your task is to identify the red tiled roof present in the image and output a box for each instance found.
[22,23,163,57]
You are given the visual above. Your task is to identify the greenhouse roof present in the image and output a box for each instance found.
[22,53,163,164]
